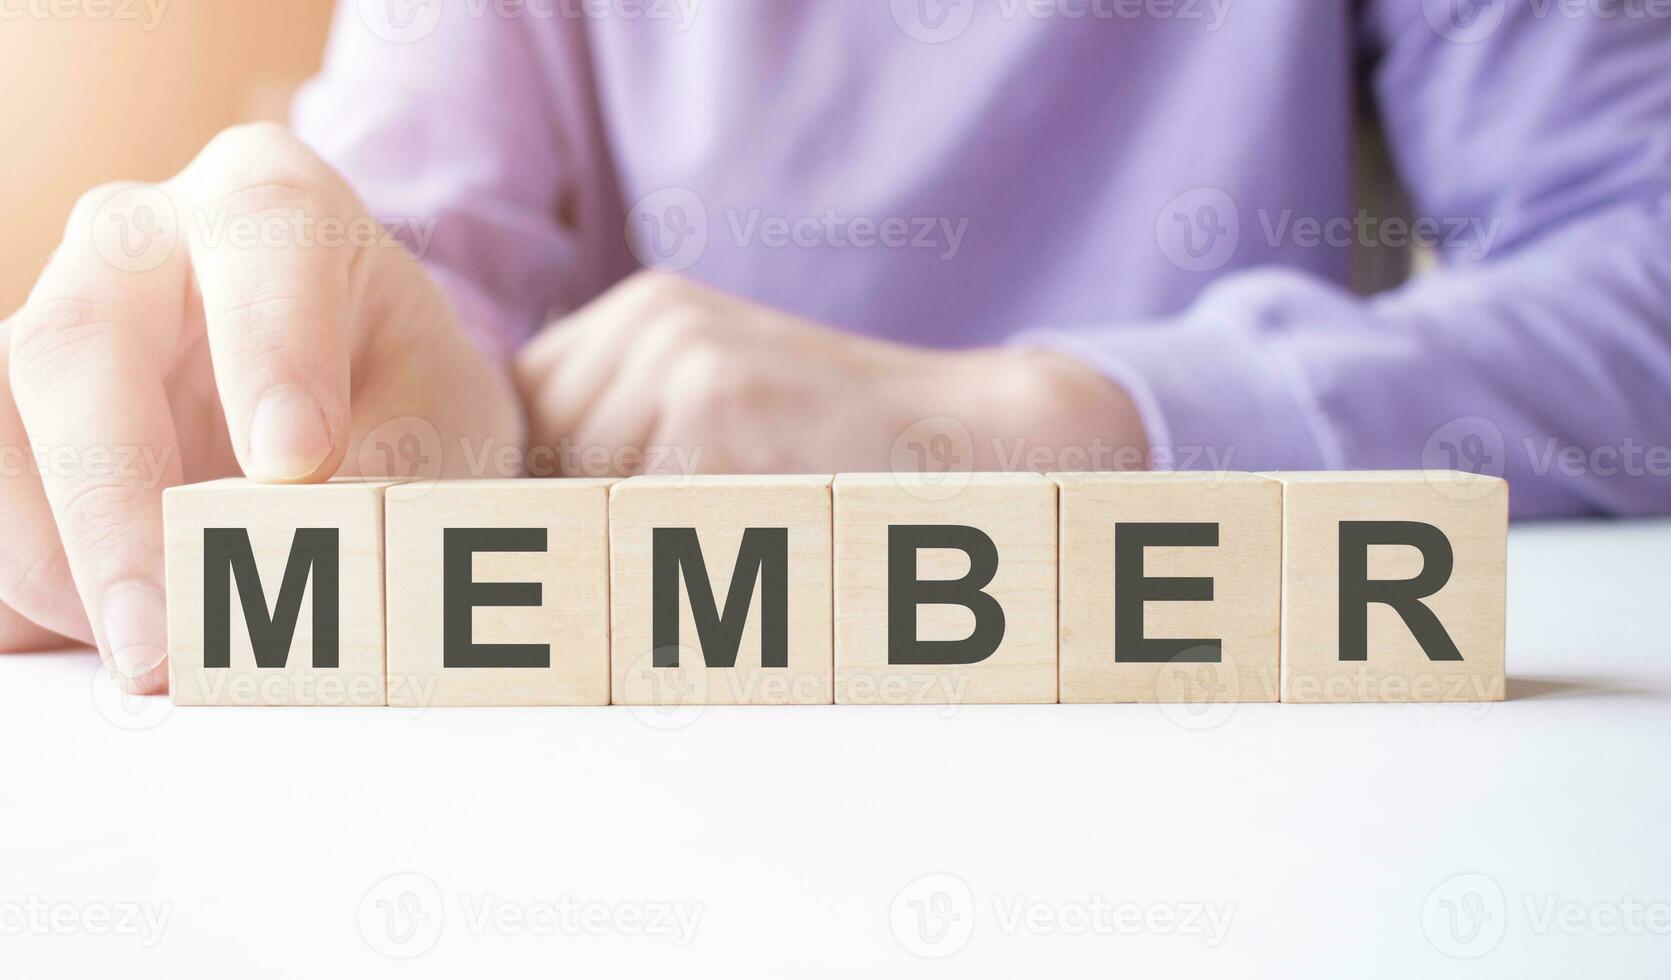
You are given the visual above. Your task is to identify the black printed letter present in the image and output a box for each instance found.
[1114,522,1221,663]
[1338,521,1462,662]
[203,527,338,669]
[652,527,788,668]
[888,524,1006,665]
[443,527,549,669]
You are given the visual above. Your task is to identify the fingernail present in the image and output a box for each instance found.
[248,384,332,481]
[101,582,168,684]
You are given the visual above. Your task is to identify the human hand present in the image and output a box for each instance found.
[0,123,521,693]
[514,271,1145,477]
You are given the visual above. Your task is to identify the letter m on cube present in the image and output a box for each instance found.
[163,479,397,706]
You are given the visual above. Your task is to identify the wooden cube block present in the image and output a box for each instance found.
[1272,471,1507,703]
[610,475,833,705]
[1053,472,1281,703]
[384,479,613,707]
[164,478,397,706]
[834,472,1057,704]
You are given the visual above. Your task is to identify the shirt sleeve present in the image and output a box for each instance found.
[1021,2,1671,518]
[289,3,578,362]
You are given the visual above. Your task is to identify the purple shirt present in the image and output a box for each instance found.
[292,1,1671,518]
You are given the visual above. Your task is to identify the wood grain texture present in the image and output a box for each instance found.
[610,475,833,705]
[1271,471,1508,703]
[1054,471,1281,703]
[165,478,397,706]
[834,472,1057,704]
[162,471,1510,708]
[384,479,614,707]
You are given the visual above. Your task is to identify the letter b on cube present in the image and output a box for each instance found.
[835,473,1058,704]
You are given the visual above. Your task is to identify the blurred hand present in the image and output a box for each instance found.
[514,271,1145,477]
[0,123,521,693]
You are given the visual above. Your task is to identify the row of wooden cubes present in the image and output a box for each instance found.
[163,471,1508,707]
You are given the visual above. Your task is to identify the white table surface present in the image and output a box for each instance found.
[3,518,1668,978]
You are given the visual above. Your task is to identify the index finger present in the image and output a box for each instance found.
[179,123,360,484]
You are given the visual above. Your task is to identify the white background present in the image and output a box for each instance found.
[3,519,1668,977]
